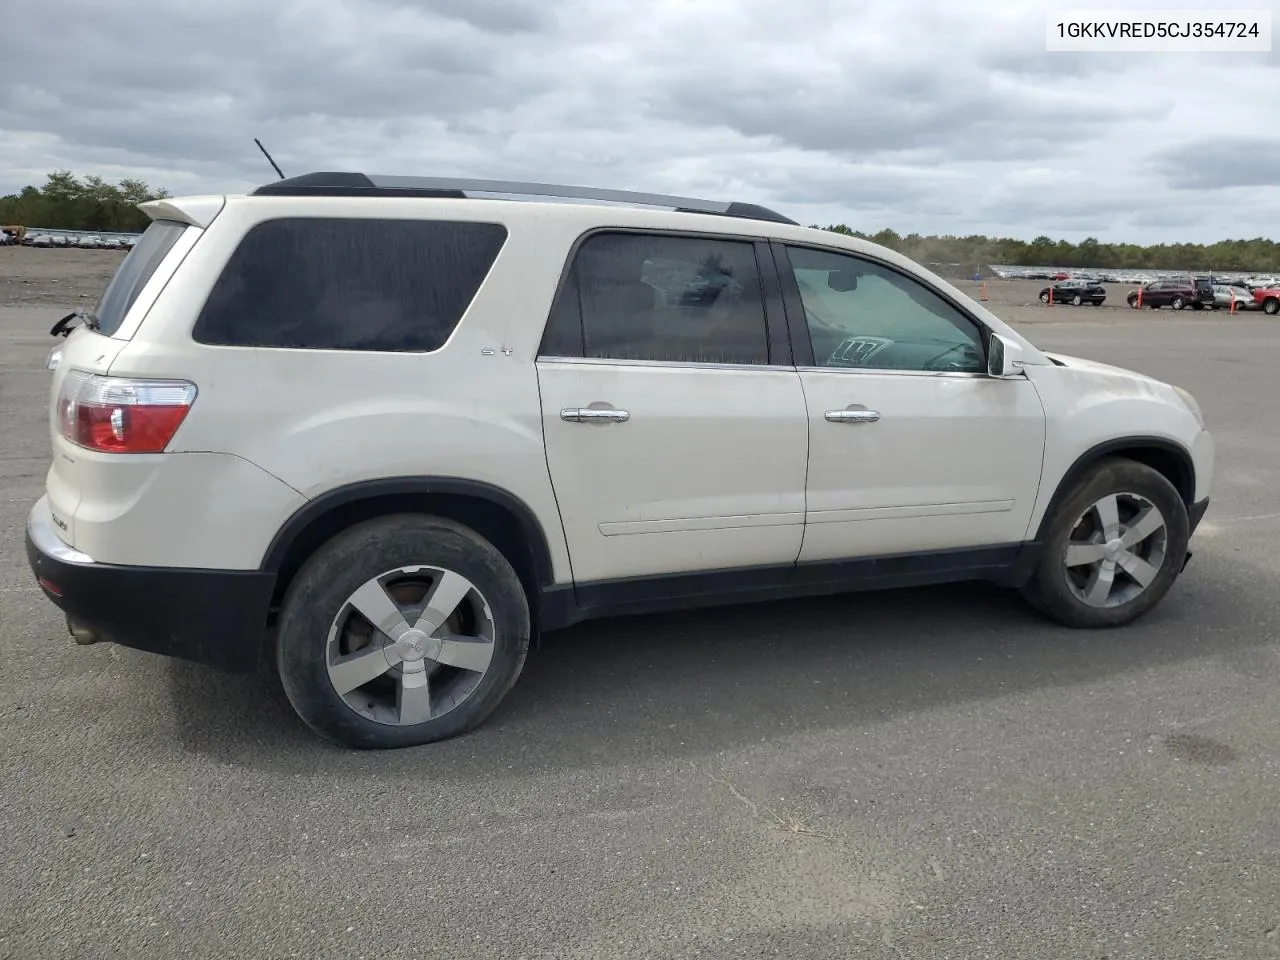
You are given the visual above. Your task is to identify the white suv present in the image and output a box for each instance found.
[25,173,1214,748]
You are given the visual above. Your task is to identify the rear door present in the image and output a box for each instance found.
[535,230,808,586]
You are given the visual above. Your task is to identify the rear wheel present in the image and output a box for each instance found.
[276,514,531,748]
[1021,458,1189,629]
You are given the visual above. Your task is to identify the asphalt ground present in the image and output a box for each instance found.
[1,302,1278,960]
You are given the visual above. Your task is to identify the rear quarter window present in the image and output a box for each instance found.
[192,217,508,352]
[93,219,188,336]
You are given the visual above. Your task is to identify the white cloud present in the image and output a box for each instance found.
[0,0,1276,242]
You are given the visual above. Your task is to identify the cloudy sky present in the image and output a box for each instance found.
[1,0,1276,243]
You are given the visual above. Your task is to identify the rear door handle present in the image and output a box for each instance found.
[825,409,881,424]
[561,407,630,423]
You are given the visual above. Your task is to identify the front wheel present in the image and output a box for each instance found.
[1171,297,1186,310]
[1263,298,1280,316]
[276,514,531,748]
[1021,458,1190,628]
[1072,295,1083,306]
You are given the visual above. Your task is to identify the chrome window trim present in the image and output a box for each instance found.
[536,355,795,373]
[535,356,991,377]
[795,365,989,379]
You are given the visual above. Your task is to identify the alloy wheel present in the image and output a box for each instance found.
[325,565,497,725]
[1062,492,1168,608]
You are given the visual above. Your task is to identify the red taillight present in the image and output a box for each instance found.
[56,371,197,454]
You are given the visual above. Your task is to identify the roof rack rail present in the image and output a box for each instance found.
[250,172,798,226]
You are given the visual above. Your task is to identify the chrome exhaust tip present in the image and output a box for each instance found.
[67,617,103,646]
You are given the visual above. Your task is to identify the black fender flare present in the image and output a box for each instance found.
[260,476,558,588]
[1032,437,1196,542]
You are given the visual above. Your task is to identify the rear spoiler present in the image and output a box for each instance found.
[137,195,227,230]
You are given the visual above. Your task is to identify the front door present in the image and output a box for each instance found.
[773,243,1047,563]
[536,231,809,585]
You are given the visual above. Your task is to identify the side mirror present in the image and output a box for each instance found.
[987,333,1025,378]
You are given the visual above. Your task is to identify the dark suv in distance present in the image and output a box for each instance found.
[1038,279,1107,306]
[1126,277,1214,310]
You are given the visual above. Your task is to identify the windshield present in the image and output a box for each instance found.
[91,219,188,336]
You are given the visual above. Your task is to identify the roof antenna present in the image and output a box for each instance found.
[254,138,285,180]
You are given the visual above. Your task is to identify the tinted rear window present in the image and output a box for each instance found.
[540,231,771,365]
[92,219,188,336]
[192,218,508,352]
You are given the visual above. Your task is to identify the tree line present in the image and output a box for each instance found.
[0,172,170,234]
[3,172,1277,271]
[818,225,1280,273]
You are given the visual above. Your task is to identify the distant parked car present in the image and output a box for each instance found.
[1210,285,1258,310]
[1248,286,1280,315]
[1126,278,1215,310]
[1039,279,1106,306]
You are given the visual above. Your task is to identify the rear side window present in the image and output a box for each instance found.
[92,219,188,336]
[540,231,770,365]
[193,218,508,352]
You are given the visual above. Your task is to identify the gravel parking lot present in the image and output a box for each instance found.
[2,249,1278,959]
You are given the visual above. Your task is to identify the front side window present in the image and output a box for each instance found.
[193,218,508,351]
[785,246,984,373]
[541,232,770,365]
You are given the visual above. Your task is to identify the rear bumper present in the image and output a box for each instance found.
[24,496,273,673]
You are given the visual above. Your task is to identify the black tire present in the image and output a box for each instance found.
[1039,291,1050,304]
[1264,298,1279,316]
[1072,294,1083,306]
[1020,457,1190,629]
[1127,295,1140,309]
[276,514,531,749]
[1171,297,1185,310]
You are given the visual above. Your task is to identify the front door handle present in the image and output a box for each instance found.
[561,407,630,423]
[825,409,881,424]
